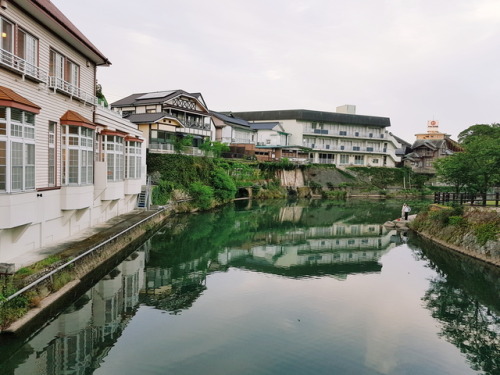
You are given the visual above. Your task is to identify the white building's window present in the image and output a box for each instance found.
[354,155,364,165]
[0,106,36,192]
[48,121,56,186]
[0,17,13,53]
[61,125,94,185]
[18,29,38,73]
[126,140,142,179]
[49,49,64,80]
[339,154,349,164]
[105,135,124,181]
[50,50,80,93]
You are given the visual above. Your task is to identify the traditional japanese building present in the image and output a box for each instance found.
[403,121,463,174]
[111,90,214,156]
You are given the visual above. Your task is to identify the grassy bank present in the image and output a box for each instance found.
[410,204,500,264]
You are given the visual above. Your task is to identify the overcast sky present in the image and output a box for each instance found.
[52,0,499,142]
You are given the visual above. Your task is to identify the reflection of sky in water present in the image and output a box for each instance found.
[1,200,496,375]
[95,248,474,375]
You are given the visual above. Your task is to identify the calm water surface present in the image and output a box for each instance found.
[1,199,499,375]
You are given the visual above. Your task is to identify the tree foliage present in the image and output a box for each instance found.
[436,124,500,194]
[199,140,230,158]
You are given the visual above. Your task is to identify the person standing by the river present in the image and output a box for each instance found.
[402,203,411,220]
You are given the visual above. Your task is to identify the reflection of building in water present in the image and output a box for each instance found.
[10,250,145,375]
[141,255,208,314]
[217,224,398,278]
[278,206,304,223]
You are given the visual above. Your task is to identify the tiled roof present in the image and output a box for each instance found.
[210,111,250,127]
[249,122,281,130]
[231,109,391,127]
[111,90,203,107]
[60,110,95,128]
[125,113,175,124]
[0,86,41,113]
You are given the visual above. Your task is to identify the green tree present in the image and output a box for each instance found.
[458,123,500,144]
[435,124,500,198]
[174,135,194,154]
[199,140,230,158]
[434,152,474,194]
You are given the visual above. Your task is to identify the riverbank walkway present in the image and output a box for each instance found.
[5,209,163,272]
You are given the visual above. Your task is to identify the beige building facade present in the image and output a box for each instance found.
[0,1,145,267]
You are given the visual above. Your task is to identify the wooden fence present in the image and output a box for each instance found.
[434,192,500,207]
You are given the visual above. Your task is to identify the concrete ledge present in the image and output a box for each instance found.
[3,280,80,334]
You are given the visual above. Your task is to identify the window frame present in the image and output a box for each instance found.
[0,106,37,192]
[61,125,94,186]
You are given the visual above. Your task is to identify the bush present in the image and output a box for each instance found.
[474,223,499,246]
[152,180,175,205]
[211,168,237,202]
[429,209,455,226]
[189,182,214,210]
[448,215,466,226]
[321,190,347,200]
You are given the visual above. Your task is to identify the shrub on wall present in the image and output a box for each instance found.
[211,168,237,202]
[189,182,214,210]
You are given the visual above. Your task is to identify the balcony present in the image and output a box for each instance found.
[222,136,253,144]
[303,127,385,139]
[48,76,98,105]
[0,192,37,229]
[60,185,93,210]
[169,113,211,131]
[149,143,205,156]
[304,144,385,154]
[0,48,48,82]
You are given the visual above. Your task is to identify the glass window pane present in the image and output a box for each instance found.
[0,141,5,190]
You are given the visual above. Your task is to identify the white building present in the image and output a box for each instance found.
[232,106,403,167]
[0,0,146,267]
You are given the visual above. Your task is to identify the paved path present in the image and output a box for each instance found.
[6,209,162,270]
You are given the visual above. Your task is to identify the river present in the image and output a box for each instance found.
[0,199,499,375]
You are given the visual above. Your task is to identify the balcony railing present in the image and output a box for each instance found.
[303,128,385,139]
[304,144,384,153]
[221,136,253,144]
[48,76,98,105]
[149,143,205,156]
[0,48,48,82]
[169,113,211,130]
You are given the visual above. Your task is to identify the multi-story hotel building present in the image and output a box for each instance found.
[0,1,145,266]
[233,105,403,167]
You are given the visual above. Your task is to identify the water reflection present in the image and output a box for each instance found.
[410,236,500,374]
[1,200,498,375]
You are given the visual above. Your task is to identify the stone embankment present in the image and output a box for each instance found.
[408,206,500,267]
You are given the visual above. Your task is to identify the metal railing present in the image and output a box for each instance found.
[0,48,48,82]
[303,128,385,139]
[434,192,500,207]
[48,76,98,104]
[0,208,165,307]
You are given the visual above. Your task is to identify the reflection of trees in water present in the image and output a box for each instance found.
[142,282,207,315]
[149,200,403,269]
[410,235,500,375]
[422,279,499,375]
